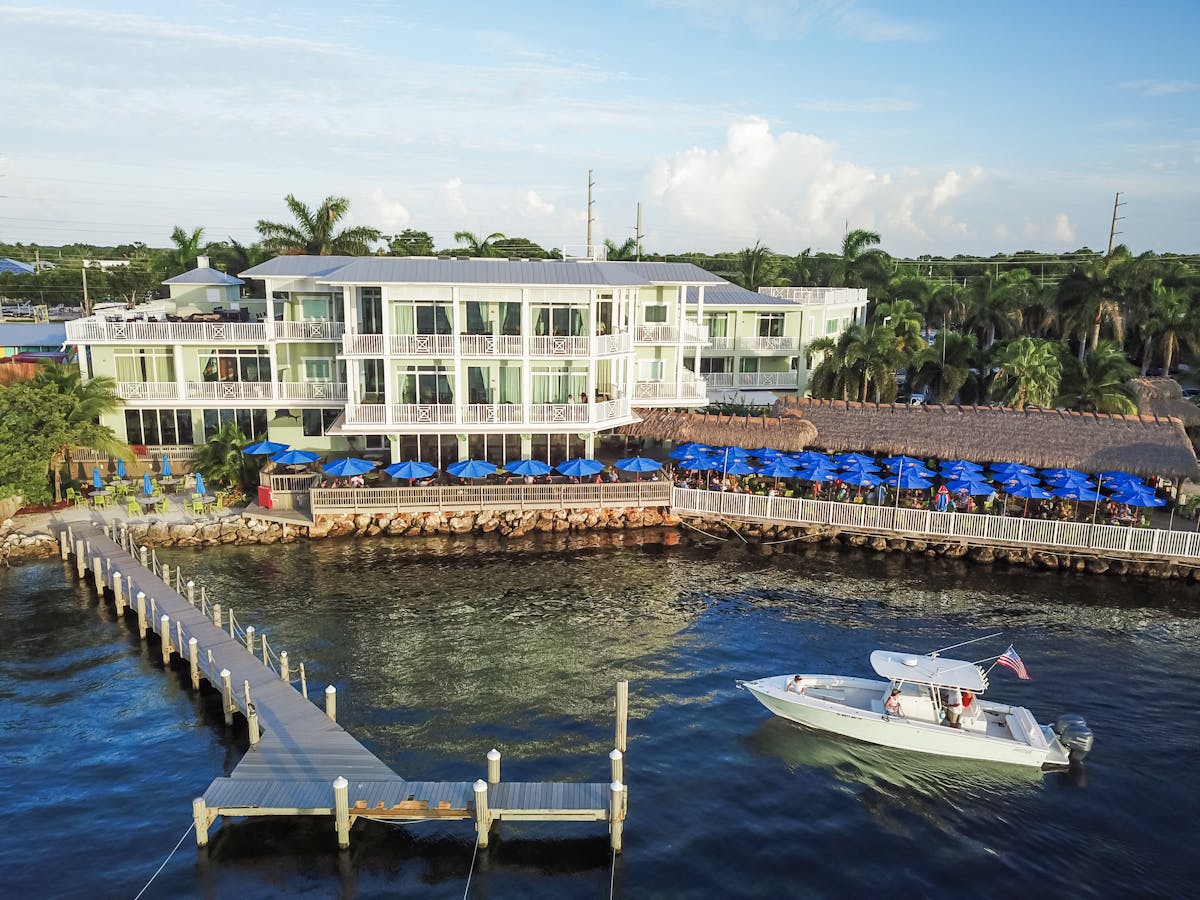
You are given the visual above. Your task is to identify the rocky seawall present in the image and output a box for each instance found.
[1,518,60,565]
[679,516,1200,582]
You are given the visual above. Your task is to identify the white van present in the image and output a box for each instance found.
[908,393,926,406]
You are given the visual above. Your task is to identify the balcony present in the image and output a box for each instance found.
[340,397,632,429]
[339,331,632,358]
[633,377,709,404]
[738,335,800,351]
[458,334,525,357]
[117,381,179,400]
[707,336,735,349]
[116,381,348,404]
[66,317,268,344]
[700,372,799,389]
[274,320,344,341]
[633,323,708,344]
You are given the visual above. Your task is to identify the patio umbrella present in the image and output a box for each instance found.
[668,443,712,460]
[789,450,831,467]
[92,467,103,490]
[1005,481,1052,516]
[1096,472,1146,493]
[614,456,662,482]
[1110,486,1166,508]
[244,440,289,456]
[448,459,497,480]
[193,472,206,496]
[143,472,153,495]
[998,471,1043,488]
[882,454,926,470]
[271,448,320,468]
[1052,484,1102,501]
[504,459,552,478]
[757,458,798,478]
[944,476,995,495]
[721,459,759,476]
[840,470,882,487]
[839,459,882,474]
[116,459,126,478]
[989,462,1035,479]
[385,460,437,481]
[748,448,781,461]
[939,459,983,477]
[885,470,934,490]
[322,457,378,478]
[833,452,876,468]
[794,464,840,483]
[161,455,172,477]
[678,456,716,471]
[555,457,604,479]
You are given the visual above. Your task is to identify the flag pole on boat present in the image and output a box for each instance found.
[927,632,1004,658]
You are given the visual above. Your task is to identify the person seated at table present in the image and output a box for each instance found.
[349,474,365,487]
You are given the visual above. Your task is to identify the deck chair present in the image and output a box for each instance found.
[126,498,142,516]
[155,498,171,514]
[67,487,87,509]
[92,493,111,509]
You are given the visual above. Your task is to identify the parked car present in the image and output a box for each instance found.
[908,393,927,406]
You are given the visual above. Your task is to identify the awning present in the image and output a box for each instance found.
[870,650,988,692]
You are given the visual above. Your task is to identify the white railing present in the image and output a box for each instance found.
[682,322,709,343]
[528,335,591,356]
[341,333,384,355]
[634,378,709,401]
[739,336,800,351]
[457,334,525,356]
[460,403,527,424]
[185,381,275,401]
[274,320,344,341]
[736,371,799,388]
[707,336,735,349]
[670,488,1200,561]
[759,287,868,307]
[391,334,455,355]
[341,398,631,427]
[344,403,389,425]
[118,381,178,400]
[634,323,709,344]
[390,404,457,424]
[66,318,267,343]
[278,381,348,401]
[593,331,632,355]
[72,444,198,463]
[702,373,734,388]
[310,480,672,515]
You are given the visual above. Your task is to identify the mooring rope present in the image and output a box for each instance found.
[132,822,194,900]
[609,846,618,900]
[679,519,729,542]
[461,837,480,900]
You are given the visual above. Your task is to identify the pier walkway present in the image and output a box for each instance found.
[61,522,628,851]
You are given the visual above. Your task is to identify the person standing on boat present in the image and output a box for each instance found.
[787,675,806,694]
[884,688,902,717]
[946,687,963,728]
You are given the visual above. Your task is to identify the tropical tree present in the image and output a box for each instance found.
[453,230,507,257]
[732,241,782,292]
[909,330,977,404]
[783,247,815,286]
[386,229,435,256]
[256,195,382,255]
[1055,247,1133,358]
[807,322,903,403]
[166,225,207,275]
[871,299,926,358]
[806,331,864,402]
[1136,277,1200,376]
[835,228,890,295]
[192,421,257,492]
[963,269,1033,350]
[0,382,72,506]
[989,337,1063,408]
[32,363,129,501]
[604,237,639,261]
[1058,340,1138,414]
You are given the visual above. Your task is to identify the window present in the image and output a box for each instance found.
[199,348,270,383]
[643,304,668,324]
[299,294,331,319]
[359,287,383,334]
[757,313,784,337]
[739,357,761,374]
[703,313,728,338]
[637,359,664,382]
[825,318,840,335]
[125,409,193,445]
[115,349,175,383]
[532,302,588,336]
[202,408,268,440]
[303,358,333,381]
[398,365,455,404]
[395,300,453,335]
[700,356,731,374]
[302,408,341,437]
[531,364,587,403]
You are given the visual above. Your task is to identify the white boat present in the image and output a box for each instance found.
[739,647,1094,769]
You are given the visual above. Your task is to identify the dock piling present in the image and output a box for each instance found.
[487,748,501,785]
[212,602,221,628]
[193,798,210,848]
[279,651,289,682]
[325,685,337,722]
[610,749,623,785]
[333,777,350,849]
[139,546,147,568]
[248,706,260,748]
[160,615,171,664]
[473,780,491,848]
[615,680,629,753]
[187,580,195,606]
[245,625,255,654]
[59,528,69,560]
[188,638,200,689]
[300,663,308,699]
[220,669,233,726]
[75,540,86,578]
[161,563,170,587]
[609,781,625,852]
[92,555,105,593]
[112,571,124,615]
[135,592,147,639]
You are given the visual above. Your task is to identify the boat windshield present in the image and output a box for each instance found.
[870,650,988,692]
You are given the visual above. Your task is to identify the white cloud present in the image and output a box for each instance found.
[647,116,981,253]
[522,190,555,215]
[441,178,470,220]
[644,0,934,42]
[1054,213,1076,243]
[362,190,412,232]
[1123,79,1200,96]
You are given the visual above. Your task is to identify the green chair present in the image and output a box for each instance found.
[189,498,208,516]
[92,493,111,509]
[126,498,141,516]
[67,487,87,509]
[155,498,171,514]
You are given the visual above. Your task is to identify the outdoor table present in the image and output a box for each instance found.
[159,476,182,491]
[137,494,160,510]
[111,478,130,487]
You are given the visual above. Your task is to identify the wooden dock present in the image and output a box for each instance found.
[61,522,628,852]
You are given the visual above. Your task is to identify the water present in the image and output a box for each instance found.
[2,534,1198,898]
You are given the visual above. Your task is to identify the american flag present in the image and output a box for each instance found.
[995,645,1031,680]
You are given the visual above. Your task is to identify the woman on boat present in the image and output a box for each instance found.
[884,688,902,716]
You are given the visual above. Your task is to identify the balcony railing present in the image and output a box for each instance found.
[310,480,672,515]
[118,381,347,403]
[458,334,525,357]
[339,331,632,358]
[66,318,267,344]
[186,381,276,401]
[633,378,709,402]
[278,381,348,401]
[634,323,708,344]
[738,336,800,351]
[342,333,385,356]
[527,335,591,356]
[707,336,735,349]
[703,372,799,389]
[274,320,344,341]
[391,334,455,355]
[342,397,631,428]
[117,381,179,400]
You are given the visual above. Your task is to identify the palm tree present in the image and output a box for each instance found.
[1055,247,1132,358]
[604,237,639,261]
[963,269,1033,350]
[256,195,382,255]
[871,299,926,358]
[784,247,815,286]
[453,230,507,257]
[989,337,1063,408]
[732,241,781,292]
[1138,277,1200,375]
[192,421,257,492]
[909,330,977,404]
[836,228,890,295]
[806,332,864,401]
[166,225,207,275]
[1058,340,1138,414]
[32,363,129,501]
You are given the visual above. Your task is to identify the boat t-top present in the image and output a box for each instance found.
[738,638,1094,768]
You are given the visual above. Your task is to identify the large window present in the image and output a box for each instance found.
[642,304,668,324]
[462,299,521,335]
[125,409,193,446]
[637,359,665,382]
[359,287,383,334]
[739,357,761,374]
[398,365,455,404]
[703,313,728,338]
[757,313,784,337]
[531,364,586,403]
[202,408,268,440]
[466,363,521,405]
[199,348,270,383]
[395,434,460,468]
[395,300,453,335]
[303,357,333,381]
[298,294,332,320]
[700,356,731,374]
[303,408,341,437]
[115,349,175,383]
[532,302,587,336]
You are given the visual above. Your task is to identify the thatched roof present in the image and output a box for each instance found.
[1127,377,1200,427]
[771,397,1200,479]
[620,409,818,451]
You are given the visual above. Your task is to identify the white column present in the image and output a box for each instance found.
[264,291,276,341]
[521,289,532,425]
[674,286,685,397]
[173,343,187,401]
[693,284,706,382]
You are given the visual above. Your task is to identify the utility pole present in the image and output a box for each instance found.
[635,202,643,261]
[1106,192,1124,257]
[587,170,596,257]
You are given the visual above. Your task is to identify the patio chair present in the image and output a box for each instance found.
[67,487,87,508]
[189,499,208,516]
[126,498,141,517]
[92,493,111,509]
[155,498,171,514]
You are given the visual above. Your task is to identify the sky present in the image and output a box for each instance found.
[2,1,1198,259]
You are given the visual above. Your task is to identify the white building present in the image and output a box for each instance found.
[66,255,864,466]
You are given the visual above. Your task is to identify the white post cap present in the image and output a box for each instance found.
[473,779,488,792]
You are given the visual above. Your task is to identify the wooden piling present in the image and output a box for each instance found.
[176,620,184,659]
[473,779,490,847]
[193,798,210,848]
[615,680,629,753]
[75,539,86,578]
[261,634,268,666]
[610,749,623,786]
[92,555,104,593]
[300,663,308,699]
[161,563,170,587]
[487,748,501,785]
[188,637,200,689]
[325,685,337,722]
[212,602,221,628]
[279,651,289,683]
[160,615,171,664]
[220,669,233,726]
[245,625,255,654]
[243,680,252,710]
[187,580,195,606]
[135,592,147,639]
[139,546,148,568]
[609,781,625,852]
[333,777,350,849]
[248,706,260,748]
[59,529,69,560]
[112,571,125,615]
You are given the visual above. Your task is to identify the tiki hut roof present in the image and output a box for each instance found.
[771,397,1200,479]
[1127,377,1200,428]
[620,409,818,451]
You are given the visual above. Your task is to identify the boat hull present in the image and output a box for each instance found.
[742,675,1067,769]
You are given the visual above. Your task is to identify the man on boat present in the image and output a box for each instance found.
[787,675,806,694]
[945,687,963,728]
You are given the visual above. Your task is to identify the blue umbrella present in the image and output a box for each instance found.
[614,457,662,473]
[504,459,552,477]
[795,464,840,483]
[116,459,126,478]
[385,460,438,481]
[271,448,320,467]
[840,470,882,487]
[885,471,934,490]
[939,459,983,476]
[721,459,759,476]
[678,456,716,471]
[244,440,289,456]
[669,443,711,460]
[92,467,103,490]
[757,458,798,478]
[193,472,206,496]
[839,459,882,474]
[788,450,831,467]
[1096,471,1145,492]
[882,455,926,470]
[749,447,782,461]
[999,471,1043,488]
[1052,484,1102,502]
[1041,467,1089,483]
[322,457,378,477]
[1005,482,1052,500]
[945,476,995,496]
[143,472,153,495]
[448,459,497,479]
[555,458,604,478]
[1110,486,1166,508]
[989,462,1035,479]
[715,445,751,458]
[833,452,876,468]
[161,455,172,477]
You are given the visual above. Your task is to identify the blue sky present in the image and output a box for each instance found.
[2,1,1198,257]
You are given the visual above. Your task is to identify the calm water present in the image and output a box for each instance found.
[2,534,1198,898]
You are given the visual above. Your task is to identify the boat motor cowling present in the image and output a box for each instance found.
[1053,713,1094,758]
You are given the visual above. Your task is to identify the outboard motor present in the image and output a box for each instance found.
[1053,713,1094,759]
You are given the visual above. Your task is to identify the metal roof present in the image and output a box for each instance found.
[162,266,243,286]
[319,257,651,286]
[685,284,797,306]
[0,258,36,275]
[238,255,361,278]
[612,261,727,283]
[0,322,67,346]
[870,649,989,692]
